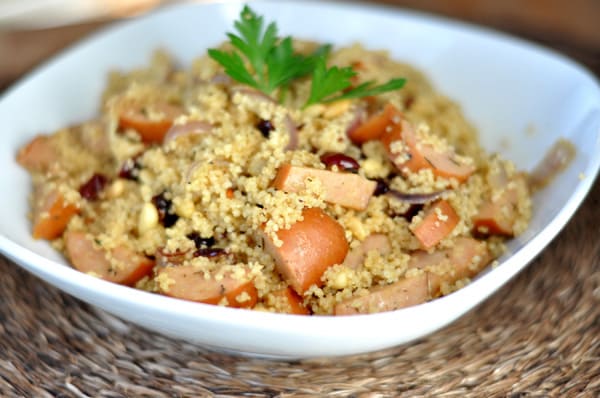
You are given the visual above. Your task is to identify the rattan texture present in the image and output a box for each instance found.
[1,181,599,397]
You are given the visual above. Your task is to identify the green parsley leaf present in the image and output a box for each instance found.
[304,55,406,107]
[304,56,356,108]
[321,78,407,103]
[294,44,332,78]
[207,49,258,88]
[208,5,406,107]
[274,44,332,103]
[209,5,279,93]
[231,6,277,83]
[265,37,306,91]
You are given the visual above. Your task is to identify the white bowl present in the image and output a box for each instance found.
[1,1,599,359]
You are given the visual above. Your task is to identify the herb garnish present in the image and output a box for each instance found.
[305,57,406,107]
[208,5,406,108]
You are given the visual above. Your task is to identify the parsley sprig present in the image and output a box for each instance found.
[305,57,406,107]
[208,5,406,108]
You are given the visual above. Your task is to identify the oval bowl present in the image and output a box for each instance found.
[1,0,599,358]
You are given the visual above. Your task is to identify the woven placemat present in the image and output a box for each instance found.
[1,179,598,397]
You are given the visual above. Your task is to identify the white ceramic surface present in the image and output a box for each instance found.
[1,0,599,359]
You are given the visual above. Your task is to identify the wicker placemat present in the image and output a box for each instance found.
[1,179,598,397]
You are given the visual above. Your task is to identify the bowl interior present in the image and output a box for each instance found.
[0,1,599,358]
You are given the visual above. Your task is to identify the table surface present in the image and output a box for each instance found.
[1,1,599,396]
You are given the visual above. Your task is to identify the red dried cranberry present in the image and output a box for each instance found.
[320,152,360,173]
[403,204,423,220]
[373,178,390,196]
[163,213,179,228]
[118,157,142,181]
[256,119,274,138]
[152,193,169,213]
[151,192,179,228]
[193,248,225,258]
[187,232,215,249]
[79,173,109,201]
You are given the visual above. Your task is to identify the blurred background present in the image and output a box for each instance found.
[0,0,598,90]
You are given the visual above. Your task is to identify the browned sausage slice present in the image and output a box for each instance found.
[273,164,376,210]
[262,208,349,294]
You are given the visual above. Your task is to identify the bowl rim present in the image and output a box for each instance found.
[1,0,599,357]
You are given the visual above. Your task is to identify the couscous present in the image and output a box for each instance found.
[16,7,531,315]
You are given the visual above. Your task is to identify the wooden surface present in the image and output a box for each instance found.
[0,0,598,90]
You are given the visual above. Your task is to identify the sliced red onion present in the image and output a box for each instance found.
[156,247,190,267]
[185,158,231,183]
[386,189,445,204]
[345,106,367,137]
[528,139,576,191]
[210,73,232,85]
[283,115,299,151]
[185,161,201,183]
[163,120,213,145]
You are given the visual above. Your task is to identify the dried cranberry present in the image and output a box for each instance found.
[152,193,169,213]
[256,119,274,138]
[403,204,423,221]
[187,232,215,249]
[387,203,423,220]
[163,213,179,228]
[118,157,142,181]
[193,247,225,258]
[151,192,179,228]
[79,173,109,201]
[373,178,390,196]
[320,152,360,173]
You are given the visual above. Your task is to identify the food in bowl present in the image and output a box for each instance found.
[16,6,531,315]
